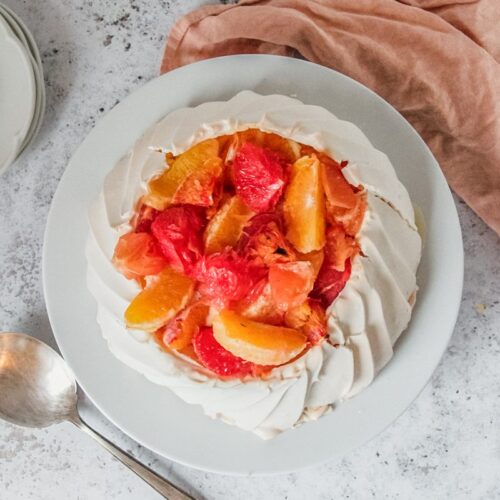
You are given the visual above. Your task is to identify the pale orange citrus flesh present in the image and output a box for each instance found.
[143,139,220,210]
[283,155,326,253]
[125,267,195,331]
[212,310,307,365]
[204,195,255,254]
[171,157,223,206]
[268,261,315,311]
[218,129,301,164]
[236,282,284,325]
[165,302,210,351]
[297,249,325,279]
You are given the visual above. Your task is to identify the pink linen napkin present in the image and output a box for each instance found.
[161,0,500,235]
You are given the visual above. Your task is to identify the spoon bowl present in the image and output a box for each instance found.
[0,332,193,499]
[0,332,76,427]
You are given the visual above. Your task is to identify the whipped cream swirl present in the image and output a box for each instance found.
[86,91,421,439]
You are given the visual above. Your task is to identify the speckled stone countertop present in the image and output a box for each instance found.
[0,1,499,499]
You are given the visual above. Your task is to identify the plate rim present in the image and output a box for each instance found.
[43,54,464,475]
[0,12,36,173]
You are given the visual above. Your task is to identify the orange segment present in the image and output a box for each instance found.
[212,310,307,365]
[125,267,195,331]
[171,156,223,206]
[261,132,301,163]
[268,261,315,311]
[144,139,220,210]
[283,155,326,253]
[204,195,255,254]
[163,302,209,351]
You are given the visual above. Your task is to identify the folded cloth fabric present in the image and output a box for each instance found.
[161,0,500,235]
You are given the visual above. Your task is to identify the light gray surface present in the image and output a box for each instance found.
[0,1,498,499]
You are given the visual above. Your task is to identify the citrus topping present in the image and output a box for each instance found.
[133,203,159,233]
[145,139,220,210]
[194,250,265,307]
[171,156,224,207]
[233,143,286,212]
[313,259,352,308]
[113,232,167,280]
[204,195,254,254]
[117,127,366,377]
[328,191,367,236]
[239,212,296,265]
[151,206,205,275]
[193,326,255,377]
[321,157,357,209]
[125,267,195,331]
[324,225,359,271]
[298,249,325,279]
[261,132,301,163]
[269,261,315,311]
[161,302,209,351]
[212,310,307,365]
[284,299,327,345]
[283,155,326,253]
[236,280,284,325]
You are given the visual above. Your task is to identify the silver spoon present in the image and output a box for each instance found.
[0,332,194,500]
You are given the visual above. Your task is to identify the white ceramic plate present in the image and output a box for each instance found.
[0,4,45,156]
[43,55,463,475]
[0,13,35,174]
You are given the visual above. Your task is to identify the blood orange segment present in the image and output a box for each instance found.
[204,195,254,254]
[144,139,220,210]
[284,299,327,345]
[133,203,159,233]
[171,157,224,207]
[313,258,352,308]
[268,261,315,311]
[321,157,357,209]
[283,155,326,253]
[324,225,359,271]
[239,212,297,265]
[124,267,195,331]
[328,191,367,236]
[233,143,286,212]
[193,326,254,377]
[151,205,205,275]
[212,310,307,365]
[194,250,265,308]
[161,302,210,351]
[113,232,167,280]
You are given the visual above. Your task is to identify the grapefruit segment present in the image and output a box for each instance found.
[151,205,205,275]
[233,143,286,212]
[268,261,315,311]
[193,326,255,377]
[113,232,167,280]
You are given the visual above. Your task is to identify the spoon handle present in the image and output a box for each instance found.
[70,414,194,500]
